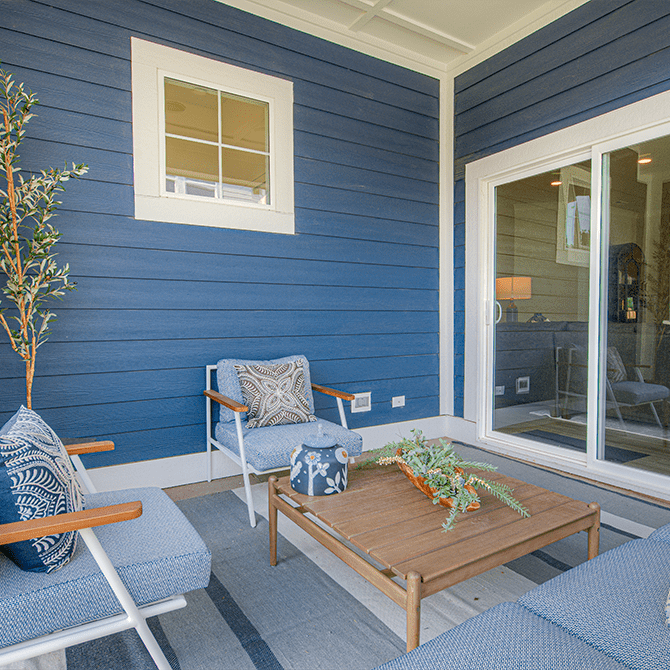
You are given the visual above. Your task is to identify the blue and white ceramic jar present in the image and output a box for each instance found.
[290,424,349,496]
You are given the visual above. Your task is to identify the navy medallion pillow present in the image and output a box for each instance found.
[0,406,84,573]
[234,359,317,428]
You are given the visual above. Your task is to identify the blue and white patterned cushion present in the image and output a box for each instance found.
[216,355,315,423]
[214,418,362,471]
[233,359,317,428]
[518,539,670,670]
[373,602,629,670]
[0,407,84,573]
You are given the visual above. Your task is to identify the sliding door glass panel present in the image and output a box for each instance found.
[493,161,592,456]
[603,137,670,472]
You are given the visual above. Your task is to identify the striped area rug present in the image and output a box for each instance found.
[66,443,670,669]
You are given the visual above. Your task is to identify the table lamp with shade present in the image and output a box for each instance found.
[496,276,531,322]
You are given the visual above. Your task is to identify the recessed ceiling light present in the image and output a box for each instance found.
[550,180,562,186]
[638,154,652,164]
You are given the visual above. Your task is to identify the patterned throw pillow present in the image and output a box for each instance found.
[0,406,84,573]
[233,359,317,428]
[607,347,627,383]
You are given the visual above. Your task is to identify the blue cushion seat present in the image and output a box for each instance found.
[609,380,670,405]
[214,354,363,472]
[648,524,670,544]
[0,487,211,648]
[518,539,670,670]
[374,602,630,670]
[215,417,362,471]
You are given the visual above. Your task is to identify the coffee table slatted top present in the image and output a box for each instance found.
[273,465,599,583]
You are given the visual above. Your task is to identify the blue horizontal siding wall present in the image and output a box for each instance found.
[0,0,440,467]
[452,0,670,416]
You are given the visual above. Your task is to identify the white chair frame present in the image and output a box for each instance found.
[0,442,186,670]
[204,364,354,527]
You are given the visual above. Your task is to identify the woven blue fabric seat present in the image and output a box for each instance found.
[649,524,670,543]
[0,487,210,648]
[373,523,670,670]
[374,602,630,670]
[214,417,362,471]
[518,539,670,670]
[0,487,211,665]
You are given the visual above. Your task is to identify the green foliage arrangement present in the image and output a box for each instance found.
[372,430,530,531]
[0,67,87,408]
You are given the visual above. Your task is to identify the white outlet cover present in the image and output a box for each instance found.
[392,395,405,407]
[351,392,371,413]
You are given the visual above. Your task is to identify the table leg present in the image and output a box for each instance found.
[406,571,422,652]
[269,476,278,566]
[587,502,600,559]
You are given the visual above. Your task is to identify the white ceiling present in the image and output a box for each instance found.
[218,0,590,76]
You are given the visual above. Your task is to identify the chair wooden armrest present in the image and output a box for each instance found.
[0,501,143,545]
[311,383,355,401]
[64,441,115,456]
[204,389,249,412]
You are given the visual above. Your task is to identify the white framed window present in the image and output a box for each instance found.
[131,38,295,234]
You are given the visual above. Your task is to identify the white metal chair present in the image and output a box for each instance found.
[556,345,669,428]
[0,439,211,669]
[204,355,363,527]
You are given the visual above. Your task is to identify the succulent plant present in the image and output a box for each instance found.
[373,430,530,531]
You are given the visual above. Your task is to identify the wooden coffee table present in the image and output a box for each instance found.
[268,465,600,652]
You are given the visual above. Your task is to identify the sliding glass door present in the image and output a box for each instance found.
[490,138,670,477]
[493,161,593,457]
[601,136,670,473]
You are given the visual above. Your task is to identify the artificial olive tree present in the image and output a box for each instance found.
[0,68,87,408]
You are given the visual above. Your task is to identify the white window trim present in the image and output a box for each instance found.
[131,37,295,234]
[464,87,670,501]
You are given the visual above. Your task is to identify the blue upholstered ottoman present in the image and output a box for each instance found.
[374,602,629,670]
[374,524,670,670]
[518,539,670,670]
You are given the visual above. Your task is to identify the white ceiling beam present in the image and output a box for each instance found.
[382,10,475,53]
[338,0,474,54]
[348,0,393,32]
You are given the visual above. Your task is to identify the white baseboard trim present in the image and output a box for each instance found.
[357,415,449,452]
[86,415,451,492]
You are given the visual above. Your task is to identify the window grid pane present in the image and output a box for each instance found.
[163,77,270,205]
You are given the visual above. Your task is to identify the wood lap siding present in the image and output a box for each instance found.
[452,0,670,416]
[0,0,439,466]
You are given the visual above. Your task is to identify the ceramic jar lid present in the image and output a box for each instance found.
[303,423,337,449]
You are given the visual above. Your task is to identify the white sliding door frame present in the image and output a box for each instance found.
[464,88,670,501]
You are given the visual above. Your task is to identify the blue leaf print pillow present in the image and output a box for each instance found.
[0,406,84,572]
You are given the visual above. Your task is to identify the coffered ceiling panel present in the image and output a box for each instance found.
[219,0,588,74]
